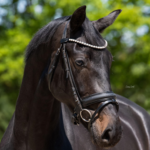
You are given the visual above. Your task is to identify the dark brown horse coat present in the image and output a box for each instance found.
[0,6,150,150]
[1,95,150,150]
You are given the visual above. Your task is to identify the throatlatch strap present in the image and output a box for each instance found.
[48,45,62,91]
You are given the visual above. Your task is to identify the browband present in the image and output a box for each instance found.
[60,38,108,49]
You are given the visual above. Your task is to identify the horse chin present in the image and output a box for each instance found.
[90,122,122,149]
[91,137,118,149]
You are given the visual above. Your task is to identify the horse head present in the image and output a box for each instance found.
[48,6,122,149]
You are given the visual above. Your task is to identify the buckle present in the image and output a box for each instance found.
[72,112,80,126]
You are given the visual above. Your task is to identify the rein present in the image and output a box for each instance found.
[48,22,119,130]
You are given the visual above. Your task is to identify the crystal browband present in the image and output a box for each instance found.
[60,38,108,49]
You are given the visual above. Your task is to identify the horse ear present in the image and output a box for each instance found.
[93,9,122,33]
[70,6,86,32]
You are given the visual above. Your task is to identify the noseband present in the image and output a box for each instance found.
[48,22,119,129]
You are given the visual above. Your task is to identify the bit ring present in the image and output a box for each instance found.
[80,109,92,122]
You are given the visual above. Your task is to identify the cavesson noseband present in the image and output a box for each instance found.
[48,22,119,129]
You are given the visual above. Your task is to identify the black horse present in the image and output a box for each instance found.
[0,6,150,150]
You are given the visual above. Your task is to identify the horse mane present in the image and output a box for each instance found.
[25,16,70,62]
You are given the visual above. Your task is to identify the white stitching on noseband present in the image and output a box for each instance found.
[69,39,108,49]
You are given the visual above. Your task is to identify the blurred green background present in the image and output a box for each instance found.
[0,0,150,140]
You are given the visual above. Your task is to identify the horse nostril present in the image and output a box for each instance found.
[101,128,112,143]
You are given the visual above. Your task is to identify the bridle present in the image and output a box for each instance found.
[48,22,119,130]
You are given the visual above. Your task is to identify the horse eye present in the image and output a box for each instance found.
[75,60,84,66]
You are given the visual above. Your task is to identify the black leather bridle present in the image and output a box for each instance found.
[48,22,119,129]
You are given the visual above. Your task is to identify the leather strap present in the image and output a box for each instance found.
[88,99,119,129]
[82,92,116,107]
[48,45,62,91]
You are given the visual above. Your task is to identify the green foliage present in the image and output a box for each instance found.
[0,0,150,140]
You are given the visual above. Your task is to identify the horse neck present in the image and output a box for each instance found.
[12,45,61,150]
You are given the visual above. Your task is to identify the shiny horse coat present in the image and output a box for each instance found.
[62,95,150,150]
[0,6,150,150]
[1,95,150,150]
